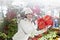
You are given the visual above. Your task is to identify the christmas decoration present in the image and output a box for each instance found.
[37,18,46,30]
[43,15,53,26]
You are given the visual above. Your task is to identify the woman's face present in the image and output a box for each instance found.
[26,13,33,20]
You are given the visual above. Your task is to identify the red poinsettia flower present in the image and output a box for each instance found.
[37,15,53,30]
[43,15,53,26]
[37,18,46,30]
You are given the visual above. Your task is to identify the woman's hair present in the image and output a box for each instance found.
[24,14,27,18]
[20,13,27,19]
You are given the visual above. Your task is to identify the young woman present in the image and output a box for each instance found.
[13,8,48,40]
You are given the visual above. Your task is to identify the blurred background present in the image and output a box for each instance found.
[0,0,60,40]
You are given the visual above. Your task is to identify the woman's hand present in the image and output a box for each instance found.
[34,27,48,35]
[42,25,51,32]
[42,27,48,32]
